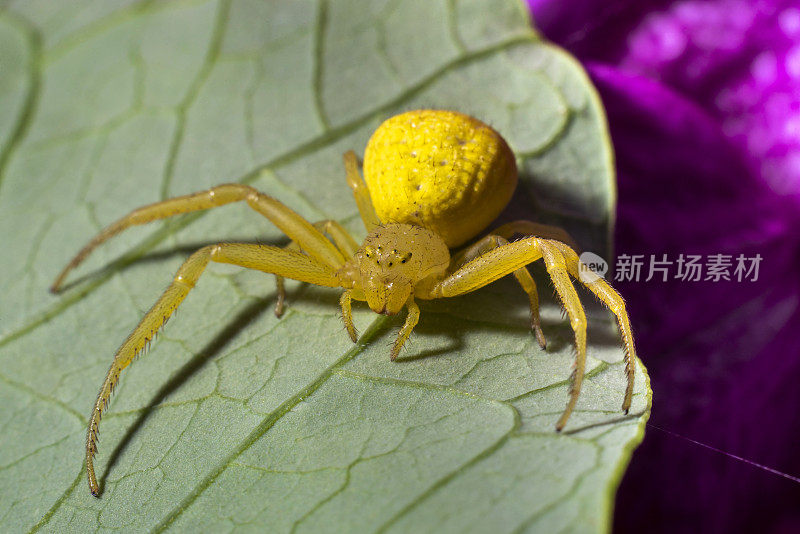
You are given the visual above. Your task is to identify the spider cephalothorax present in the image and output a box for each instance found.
[342,223,450,316]
[51,109,636,497]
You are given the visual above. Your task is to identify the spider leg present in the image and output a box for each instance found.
[339,289,358,342]
[313,219,360,257]
[538,243,587,431]
[274,275,287,318]
[421,238,544,298]
[452,235,546,348]
[549,241,636,413]
[51,184,345,292]
[391,296,420,361]
[491,220,580,251]
[419,237,587,430]
[273,219,359,317]
[85,243,339,497]
[343,150,380,232]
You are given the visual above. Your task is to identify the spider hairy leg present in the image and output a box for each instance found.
[550,241,636,413]
[275,276,287,317]
[485,224,635,414]
[50,184,345,292]
[391,297,420,360]
[313,220,360,257]
[425,238,544,298]
[274,219,359,317]
[538,243,587,431]
[85,243,339,496]
[339,289,358,342]
[512,263,547,350]
[491,220,581,251]
[343,151,380,232]
[421,237,588,430]
[452,234,547,349]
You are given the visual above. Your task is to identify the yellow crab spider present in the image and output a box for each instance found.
[51,109,636,497]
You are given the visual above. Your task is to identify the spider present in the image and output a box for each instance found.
[51,109,636,497]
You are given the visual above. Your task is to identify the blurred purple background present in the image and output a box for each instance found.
[525,1,800,532]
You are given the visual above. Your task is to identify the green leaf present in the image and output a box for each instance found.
[0,1,650,532]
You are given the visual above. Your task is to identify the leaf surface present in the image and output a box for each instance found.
[0,1,650,532]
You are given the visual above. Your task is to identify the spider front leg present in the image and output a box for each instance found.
[339,289,358,342]
[273,219,359,317]
[391,296,420,360]
[85,243,339,496]
[549,241,636,413]
[422,237,588,430]
[452,235,547,348]
[337,291,418,359]
[51,183,345,292]
[539,244,587,430]
[488,224,635,413]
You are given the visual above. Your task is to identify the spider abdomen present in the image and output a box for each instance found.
[362,110,517,247]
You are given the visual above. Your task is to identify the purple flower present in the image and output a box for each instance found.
[527,1,800,532]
